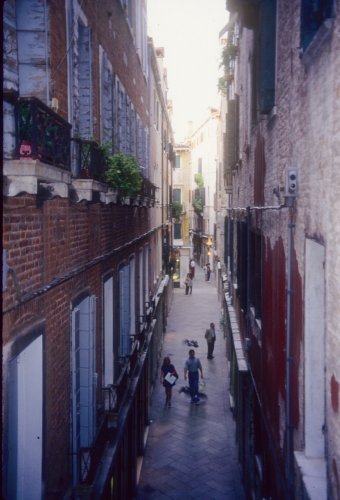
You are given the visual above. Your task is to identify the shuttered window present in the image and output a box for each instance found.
[78,23,92,138]
[259,0,277,113]
[100,49,113,147]
[174,223,182,240]
[173,189,181,203]
[71,295,96,484]
[236,221,247,312]
[301,0,334,50]
[16,0,48,101]
[119,266,130,357]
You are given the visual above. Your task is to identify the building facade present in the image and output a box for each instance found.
[172,142,191,286]
[189,108,220,267]
[3,1,173,498]
[219,1,340,499]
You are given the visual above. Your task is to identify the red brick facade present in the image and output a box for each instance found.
[3,0,173,497]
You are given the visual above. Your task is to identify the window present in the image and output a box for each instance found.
[129,258,136,336]
[71,295,96,483]
[258,0,277,113]
[116,79,127,153]
[139,249,144,320]
[78,23,93,137]
[135,2,148,77]
[249,231,262,319]
[100,49,113,147]
[103,276,114,386]
[174,223,182,239]
[173,188,181,203]
[144,246,149,306]
[175,154,181,168]
[236,220,247,311]
[119,265,130,357]
[301,0,334,50]
[16,0,48,101]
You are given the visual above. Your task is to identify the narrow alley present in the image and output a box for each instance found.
[137,266,245,500]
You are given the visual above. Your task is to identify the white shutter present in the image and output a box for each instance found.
[119,266,130,356]
[16,0,48,101]
[103,277,114,385]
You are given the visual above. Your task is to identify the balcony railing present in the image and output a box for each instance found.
[72,138,108,183]
[15,97,71,169]
[140,177,156,204]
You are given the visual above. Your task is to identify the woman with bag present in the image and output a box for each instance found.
[160,356,178,408]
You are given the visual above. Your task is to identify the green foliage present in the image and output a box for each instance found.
[194,173,204,189]
[171,201,183,221]
[192,197,203,213]
[106,153,142,197]
[218,76,228,96]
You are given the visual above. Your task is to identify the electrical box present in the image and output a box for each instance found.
[285,168,298,197]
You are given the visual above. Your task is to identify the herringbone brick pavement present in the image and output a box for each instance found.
[137,266,245,500]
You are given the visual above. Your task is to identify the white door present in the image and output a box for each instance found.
[7,334,43,499]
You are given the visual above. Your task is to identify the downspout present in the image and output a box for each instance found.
[285,204,295,499]
[246,206,251,341]
[161,113,164,229]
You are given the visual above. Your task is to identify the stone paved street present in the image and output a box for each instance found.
[136,266,245,500]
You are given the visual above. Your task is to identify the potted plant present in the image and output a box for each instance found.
[106,153,142,200]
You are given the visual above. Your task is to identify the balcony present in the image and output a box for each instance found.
[6,96,157,205]
[72,138,108,183]
[15,97,71,169]
[140,176,156,206]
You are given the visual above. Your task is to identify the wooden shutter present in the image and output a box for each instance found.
[16,0,48,101]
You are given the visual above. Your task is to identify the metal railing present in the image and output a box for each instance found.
[15,97,71,169]
[72,138,108,182]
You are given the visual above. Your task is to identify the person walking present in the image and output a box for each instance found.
[184,273,193,295]
[206,263,211,281]
[184,349,203,404]
[189,258,195,278]
[160,356,178,408]
[205,322,216,359]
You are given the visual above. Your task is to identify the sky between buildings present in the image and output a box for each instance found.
[147,0,229,143]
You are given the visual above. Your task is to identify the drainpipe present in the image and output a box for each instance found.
[246,206,251,343]
[285,204,295,499]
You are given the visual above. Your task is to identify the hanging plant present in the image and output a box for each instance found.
[106,153,142,197]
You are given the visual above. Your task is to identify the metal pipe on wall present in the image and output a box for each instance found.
[285,205,295,499]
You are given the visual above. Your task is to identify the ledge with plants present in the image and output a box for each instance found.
[192,173,204,215]
[106,152,143,203]
[171,201,184,221]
